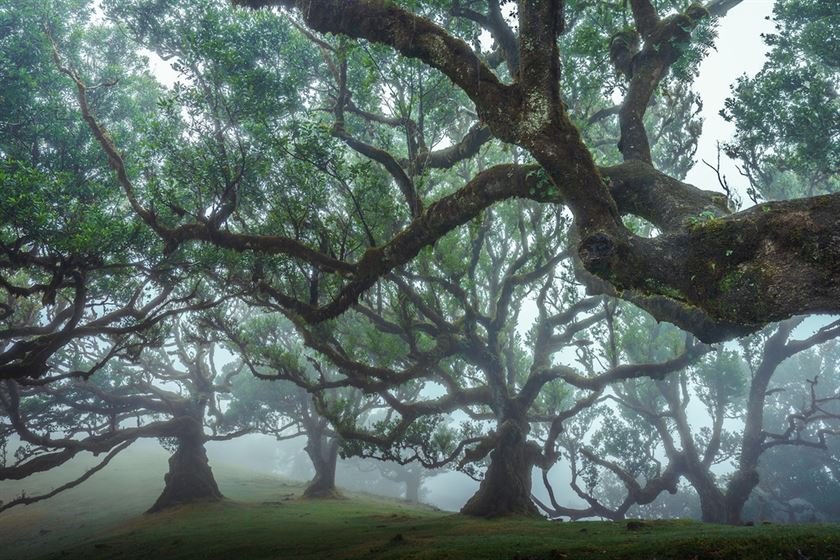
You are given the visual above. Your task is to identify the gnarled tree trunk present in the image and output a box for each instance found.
[722,339,783,525]
[725,468,760,525]
[696,486,728,524]
[147,420,222,513]
[303,431,341,499]
[683,465,727,524]
[461,419,540,517]
[404,467,421,503]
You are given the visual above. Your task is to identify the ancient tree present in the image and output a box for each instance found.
[0,318,250,513]
[0,3,218,383]
[193,0,839,340]
[39,0,837,351]
[563,311,840,524]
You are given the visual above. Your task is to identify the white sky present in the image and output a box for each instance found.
[686,0,776,201]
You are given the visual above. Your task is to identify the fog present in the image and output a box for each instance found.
[2,1,839,559]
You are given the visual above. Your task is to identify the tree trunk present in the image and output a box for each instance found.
[696,486,728,524]
[147,423,222,513]
[725,468,760,525]
[460,420,540,517]
[404,467,421,503]
[685,468,727,524]
[721,340,781,525]
[303,432,341,499]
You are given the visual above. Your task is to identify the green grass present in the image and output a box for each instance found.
[18,503,840,560]
[0,444,299,559]
[2,449,839,560]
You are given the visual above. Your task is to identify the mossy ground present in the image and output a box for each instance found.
[1,449,839,560]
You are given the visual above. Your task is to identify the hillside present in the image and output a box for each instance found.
[1,449,839,560]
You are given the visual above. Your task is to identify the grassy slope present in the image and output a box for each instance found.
[1,449,839,560]
[35,502,840,560]
[0,445,298,559]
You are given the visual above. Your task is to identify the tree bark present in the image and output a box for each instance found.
[696,485,728,524]
[725,468,760,525]
[404,467,421,503]
[302,431,341,499]
[460,420,540,517]
[147,421,222,513]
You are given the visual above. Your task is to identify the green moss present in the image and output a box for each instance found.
[519,91,552,136]
[686,210,725,232]
[718,269,743,294]
[644,279,686,301]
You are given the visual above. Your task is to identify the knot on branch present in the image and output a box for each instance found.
[357,247,387,278]
[730,467,760,491]
[609,30,640,79]
[579,232,617,274]
[651,5,709,65]
[498,417,527,444]
[459,434,496,468]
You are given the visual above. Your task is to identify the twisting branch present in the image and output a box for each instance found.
[0,441,132,514]
[761,376,840,453]
[614,3,709,163]
[547,336,708,392]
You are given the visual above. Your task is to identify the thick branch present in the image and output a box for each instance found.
[589,194,840,339]
[616,4,708,162]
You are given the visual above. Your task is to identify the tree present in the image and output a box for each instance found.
[723,322,840,523]
[224,357,372,499]
[224,196,707,517]
[747,340,840,521]
[290,203,603,518]
[23,0,838,350]
[344,457,444,503]
[571,311,840,524]
[722,0,838,202]
[0,317,251,513]
[216,306,430,500]
[146,0,838,341]
[0,1,217,383]
[4,0,839,524]
[535,304,699,521]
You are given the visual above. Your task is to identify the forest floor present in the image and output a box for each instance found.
[1,451,839,560]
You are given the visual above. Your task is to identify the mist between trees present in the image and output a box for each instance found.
[1,0,838,526]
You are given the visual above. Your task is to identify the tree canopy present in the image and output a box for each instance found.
[1,0,839,523]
